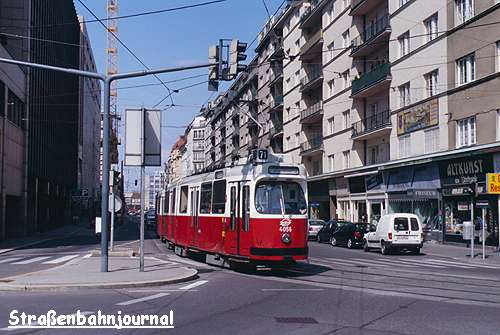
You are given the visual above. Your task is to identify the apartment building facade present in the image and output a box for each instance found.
[183,115,206,175]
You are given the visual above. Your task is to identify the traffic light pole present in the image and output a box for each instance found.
[0,57,215,272]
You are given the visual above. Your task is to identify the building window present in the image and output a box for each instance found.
[399,82,411,107]
[399,0,410,8]
[342,151,350,169]
[456,0,474,25]
[286,136,291,150]
[326,41,335,62]
[399,135,411,158]
[456,53,475,86]
[342,110,350,130]
[294,38,300,54]
[294,70,300,86]
[327,79,334,97]
[342,30,350,49]
[341,70,350,89]
[295,132,300,148]
[424,13,438,42]
[425,70,439,97]
[424,127,440,153]
[328,154,335,172]
[327,117,335,135]
[457,116,476,148]
[398,31,410,58]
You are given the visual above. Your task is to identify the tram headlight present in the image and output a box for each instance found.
[281,233,291,244]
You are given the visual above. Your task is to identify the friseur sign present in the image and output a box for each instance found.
[439,155,493,187]
[397,98,438,135]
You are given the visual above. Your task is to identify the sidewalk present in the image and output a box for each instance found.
[0,224,93,254]
[424,241,500,264]
[0,255,198,291]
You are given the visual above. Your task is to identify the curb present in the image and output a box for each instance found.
[0,268,198,292]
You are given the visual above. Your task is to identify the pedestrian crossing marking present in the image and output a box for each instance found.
[374,258,446,269]
[11,256,51,265]
[0,257,22,264]
[42,254,79,264]
[354,258,421,268]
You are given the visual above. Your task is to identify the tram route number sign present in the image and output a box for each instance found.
[486,173,500,194]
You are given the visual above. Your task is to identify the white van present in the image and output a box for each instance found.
[363,213,423,255]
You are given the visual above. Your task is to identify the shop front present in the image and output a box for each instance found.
[386,164,442,241]
[439,155,498,245]
[308,180,330,220]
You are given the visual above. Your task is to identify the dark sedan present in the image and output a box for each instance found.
[330,223,367,249]
[316,220,350,243]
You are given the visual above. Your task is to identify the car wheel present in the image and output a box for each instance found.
[347,239,353,249]
[413,247,421,255]
[381,241,390,255]
[330,237,337,246]
[363,240,370,252]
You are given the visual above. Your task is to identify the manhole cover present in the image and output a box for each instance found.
[275,317,318,324]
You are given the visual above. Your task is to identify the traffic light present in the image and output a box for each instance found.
[112,170,121,186]
[229,39,247,78]
[208,45,219,92]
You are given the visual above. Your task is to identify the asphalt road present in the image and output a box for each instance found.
[1,222,500,334]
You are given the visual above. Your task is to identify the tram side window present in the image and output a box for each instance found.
[164,192,170,214]
[171,189,176,215]
[200,182,212,214]
[230,186,236,230]
[212,180,226,214]
[179,186,189,213]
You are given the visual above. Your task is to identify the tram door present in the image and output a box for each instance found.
[190,187,200,247]
[238,182,252,256]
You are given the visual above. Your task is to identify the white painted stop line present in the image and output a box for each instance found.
[179,280,208,290]
[11,256,50,265]
[116,293,170,306]
[42,255,79,264]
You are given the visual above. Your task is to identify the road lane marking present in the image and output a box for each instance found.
[127,289,198,293]
[311,257,390,268]
[422,259,500,269]
[11,256,51,265]
[42,255,79,264]
[0,257,22,264]
[116,293,170,306]
[179,280,208,290]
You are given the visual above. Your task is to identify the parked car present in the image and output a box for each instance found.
[363,213,423,255]
[330,223,367,248]
[316,220,350,243]
[308,219,326,240]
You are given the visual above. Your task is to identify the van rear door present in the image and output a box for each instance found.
[408,217,422,243]
[393,217,410,243]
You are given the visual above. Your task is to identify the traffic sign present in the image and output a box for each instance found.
[108,194,122,213]
[487,173,500,194]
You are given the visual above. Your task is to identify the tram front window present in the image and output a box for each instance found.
[255,181,307,215]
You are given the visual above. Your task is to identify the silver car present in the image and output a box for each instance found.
[308,219,326,240]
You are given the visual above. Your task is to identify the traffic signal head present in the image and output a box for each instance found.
[229,39,247,78]
[208,45,219,91]
[112,170,121,186]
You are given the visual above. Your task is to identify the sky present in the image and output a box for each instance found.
[73,0,285,190]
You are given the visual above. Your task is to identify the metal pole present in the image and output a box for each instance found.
[498,195,500,254]
[100,78,111,272]
[471,198,474,258]
[139,165,145,272]
[110,187,115,251]
[482,208,485,260]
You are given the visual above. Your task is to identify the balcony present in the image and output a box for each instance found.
[300,64,323,93]
[352,110,392,140]
[269,40,284,61]
[193,142,205,151]
[300,29,323,60]
[268,67,283,88]
[300,101,323,124]
[350,0,385,16]
[351,15,391,57]
[351,63,391,98]
[300,136,323,155]
[300,0,326,29]
[268,120,283,139]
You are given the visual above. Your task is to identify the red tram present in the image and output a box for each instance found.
[155,152,308,267]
